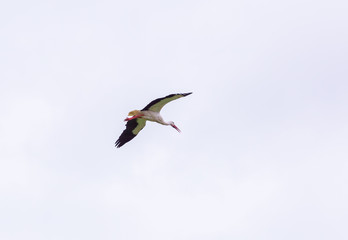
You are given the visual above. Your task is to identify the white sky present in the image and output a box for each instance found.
[1,0,347,239]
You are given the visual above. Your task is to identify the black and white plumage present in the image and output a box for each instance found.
[115,92,192,148]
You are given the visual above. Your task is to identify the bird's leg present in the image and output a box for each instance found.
[124,114,144,121]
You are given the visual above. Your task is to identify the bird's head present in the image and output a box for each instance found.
[128,110,141,116]
[169,121,181,133]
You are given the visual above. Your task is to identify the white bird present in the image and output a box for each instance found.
[115,92,192,148]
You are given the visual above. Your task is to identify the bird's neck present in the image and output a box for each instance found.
[158,119,170,126]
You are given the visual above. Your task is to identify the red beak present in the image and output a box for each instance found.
[171,124,181,133]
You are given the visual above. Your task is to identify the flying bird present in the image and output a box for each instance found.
[115,92,192,148]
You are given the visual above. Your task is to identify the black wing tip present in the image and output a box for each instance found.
[115,140,122,148]
[115,136,134,148]
[168,92,193,97]
[115,119,140,148]
[182,92,192,96]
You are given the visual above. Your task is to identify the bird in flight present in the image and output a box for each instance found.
[115,92,192,148]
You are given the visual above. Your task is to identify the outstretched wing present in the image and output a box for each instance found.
[141,92,192,112]
[115,118,146,148]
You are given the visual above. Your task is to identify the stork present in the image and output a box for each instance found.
[115,92,192,148]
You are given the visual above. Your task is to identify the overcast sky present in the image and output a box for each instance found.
[1,0,347,239]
